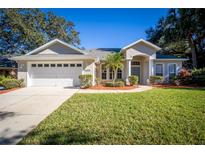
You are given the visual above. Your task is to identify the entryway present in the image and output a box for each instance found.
[131,61,141,83]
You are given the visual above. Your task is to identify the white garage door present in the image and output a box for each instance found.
[28,62,83,87]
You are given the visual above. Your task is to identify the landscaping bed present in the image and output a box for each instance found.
[88,84,138,90]
[152,84,204,89]
[0,88,19,94]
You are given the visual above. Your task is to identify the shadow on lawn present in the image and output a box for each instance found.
[20,128,103,145]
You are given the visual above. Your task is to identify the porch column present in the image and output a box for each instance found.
[125,59,131,85]
[149,58,154,76]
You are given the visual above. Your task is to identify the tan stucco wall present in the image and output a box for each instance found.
[125,42,157,59]
[82,60,96,85]
[37,42,83,55]
[17,61,27,85]
[17,60,96,87]
[154,60,183,81]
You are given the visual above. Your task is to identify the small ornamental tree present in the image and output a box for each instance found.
[104,53,123,83]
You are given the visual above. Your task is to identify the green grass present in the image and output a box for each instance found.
[19,88,205,144]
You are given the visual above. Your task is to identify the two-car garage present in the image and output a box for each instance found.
[27,62,83,87]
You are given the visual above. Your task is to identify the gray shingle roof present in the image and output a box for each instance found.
[156,52,187,59]
[12,54,97,61]
[86,48,120,60]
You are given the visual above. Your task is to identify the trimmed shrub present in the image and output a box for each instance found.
[192,68,205,86]
[128,75,138,86]
[0,78,24,89]
[15,79,24,87]
[105,81,125,87]
[173,69,192,85]
[149,76,163,85]
[79,74,93,88]
[105,82,115,87]
[114,81,125,87]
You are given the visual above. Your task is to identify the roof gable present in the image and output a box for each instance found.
[26,39,84,55]
[121,39,161,51]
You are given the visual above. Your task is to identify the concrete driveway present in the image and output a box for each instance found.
[0,87,78,145]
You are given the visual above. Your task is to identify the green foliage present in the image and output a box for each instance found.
[0,75,12,82]
[105,81,125,87]
[0,78,24,89]
[114,81,125,87]
[104,53,123,82]
[19,89,205,144]
[192,68,205,86]
[115,79,125,83]
[146,8,205,68]
[171,68,205,86]
[128,75,138,86]
[0,8,80,56]
[79,74,93,88]
[149,76,163,85]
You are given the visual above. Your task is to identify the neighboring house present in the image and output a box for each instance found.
[12,39,188,87]
[0,56,17,77]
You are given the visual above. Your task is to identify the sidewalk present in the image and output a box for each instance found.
[78,85,152,93]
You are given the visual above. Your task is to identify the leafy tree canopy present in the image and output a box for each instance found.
[105,53,123,82]
[0,9,80,56]
[146,8,205,68]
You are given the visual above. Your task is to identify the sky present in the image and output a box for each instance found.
[42,8,168,49]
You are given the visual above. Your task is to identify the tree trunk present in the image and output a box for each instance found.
[113,69,118,83]
[188,36,197,68]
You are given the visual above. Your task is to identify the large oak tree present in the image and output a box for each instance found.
[0,9,80,56]
[146,8,205,68]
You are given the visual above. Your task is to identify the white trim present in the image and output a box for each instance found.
[131,60,141,83]
[155,63,165,77]
[27,61,83,87]
[100,64,107,80]
[167,63,177,78]
[121,39,161,51]
[26,39,84,55]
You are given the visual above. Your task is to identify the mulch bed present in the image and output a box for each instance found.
[152,84,204,89]
[0,88,19,94]
[87,84,138,90]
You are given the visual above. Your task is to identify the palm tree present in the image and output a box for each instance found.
[104,53,123,83]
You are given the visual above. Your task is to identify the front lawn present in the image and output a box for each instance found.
[19,88,205,144]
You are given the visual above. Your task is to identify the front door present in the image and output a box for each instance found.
[131,61,140,83]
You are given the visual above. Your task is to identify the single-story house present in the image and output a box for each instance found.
[12,39,188,87]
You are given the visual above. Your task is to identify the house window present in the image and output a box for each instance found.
[117,69,122,79]
[155,64,163,76]
[38,64,43,67]
[57,64,62,67]
[31,64,36,67]
[168,64,176,78]
[51,64,56,67]
[76,64,82,67]
[101,65,107,80]
[70,64,75,67]
[109,68,114,80]
[131,61,140,66]
[44,64,49,67]
[63,64,69,67]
